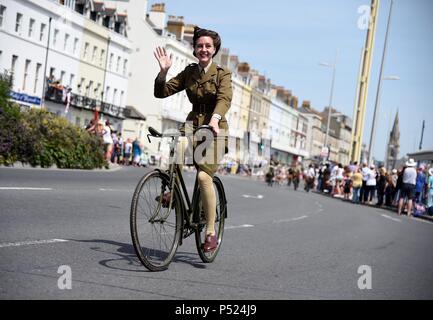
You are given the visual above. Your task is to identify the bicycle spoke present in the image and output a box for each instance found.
[131,172,181,271]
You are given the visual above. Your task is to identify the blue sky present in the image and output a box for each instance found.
[148,0,433,161]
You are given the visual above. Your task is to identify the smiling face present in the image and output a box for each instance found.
[194,36,215,67]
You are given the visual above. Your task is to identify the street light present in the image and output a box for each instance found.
[319,49,339,159]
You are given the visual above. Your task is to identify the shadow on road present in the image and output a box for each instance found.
[68,239,206,271]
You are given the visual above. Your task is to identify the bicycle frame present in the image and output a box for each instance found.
[147,125,217,237]
[163,135,201,234]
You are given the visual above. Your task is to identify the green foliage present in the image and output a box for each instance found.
[0,74,106,169]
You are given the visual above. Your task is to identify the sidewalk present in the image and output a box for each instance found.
[313,190,433,223]
[1,162,123,172]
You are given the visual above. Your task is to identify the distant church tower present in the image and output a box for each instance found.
[386,111,400,171]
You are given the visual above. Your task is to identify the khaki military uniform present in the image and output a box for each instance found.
[154,62,232,177]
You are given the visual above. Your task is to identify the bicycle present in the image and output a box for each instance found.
[130,125,228,272]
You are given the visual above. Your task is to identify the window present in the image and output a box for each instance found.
[69,74,74,88]
[84,42,89,59]
[0,5,6,28]
[123,59,128,76]
[11,55,18,85]
[100,49,105,66]
[15,13,22,33]
[28,18,35,38]
[120,90,124,107]
[34,63,41,93]
[73,38,79,55]
[53,29,59,47]
[40,23,46,42]
[96,83,101,99]
[105,86,110,102]
[22,59,30,91]
[116,56,121,72]
[64,33,70,52]
[113,88,117,105]
[49,67,55,78]
[87,80,93,97]
[78,77,85,94]
[60,71,65,84]
[92,46,97,62]
[109,53,113,70]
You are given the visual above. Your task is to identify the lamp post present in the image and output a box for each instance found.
[368,0,395,165]
[319,49,339,160]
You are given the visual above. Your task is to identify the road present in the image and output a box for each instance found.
[1,166,433,300]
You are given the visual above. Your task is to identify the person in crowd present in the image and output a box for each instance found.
[86,119,97,134]
[292,165,301,191]
[322,163,331,193]
[98,119,113,162]
[376,167,387,207]
[427,167,433,209]
[397,159,417,216]
[364,164,377,205]
[265,165,275,187]
[415,165,427,204]
[343,170,352,200]
[385,169,396,207]
[132,137,142,167]
[351,168,363,204]
[360,162,369,204]
[304,164,315,192]
[123,138,133,166]
[287,167,293,187]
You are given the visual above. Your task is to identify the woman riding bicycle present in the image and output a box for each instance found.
[153,26,232,252]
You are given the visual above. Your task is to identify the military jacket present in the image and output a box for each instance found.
[154,62,232,129]
[154,62,232,176]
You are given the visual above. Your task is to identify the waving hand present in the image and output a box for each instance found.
[154,47,173,75]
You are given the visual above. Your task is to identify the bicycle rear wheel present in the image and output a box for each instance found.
[195,176,227,263]
[130,170,182,271]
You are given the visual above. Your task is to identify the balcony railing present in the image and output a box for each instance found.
[45,88,125,118]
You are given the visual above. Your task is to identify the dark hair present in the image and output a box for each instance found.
[192,26,221,58]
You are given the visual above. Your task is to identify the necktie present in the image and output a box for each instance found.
[200,68,205,78]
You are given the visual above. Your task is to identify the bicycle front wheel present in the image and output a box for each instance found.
[130,170,182,271]
[195,176,227,263]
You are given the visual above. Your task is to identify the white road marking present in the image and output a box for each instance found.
[381,214,401,222]
[0,187,53,191]
[242,194,263,199]
[225,224,255,230]
[274,215,308,223]
[0,239,68,248]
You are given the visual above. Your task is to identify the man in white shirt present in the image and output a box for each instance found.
[398,159,418,216]
[360,162,369,204]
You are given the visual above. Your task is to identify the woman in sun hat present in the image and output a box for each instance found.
[398,159,417,216]
[415,165,426,204]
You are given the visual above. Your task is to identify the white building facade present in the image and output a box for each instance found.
[0,0,131,131]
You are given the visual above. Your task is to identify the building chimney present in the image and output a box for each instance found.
[167,15,185,40]
[183,24,196,46]
[301,100,311,109]
[148,3,166,31]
